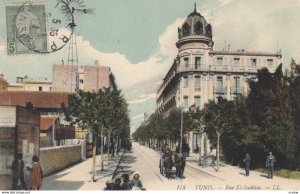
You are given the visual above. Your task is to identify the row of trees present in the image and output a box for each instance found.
[62,88,130,181]
[203,64,300,170]
[133,64,300,171]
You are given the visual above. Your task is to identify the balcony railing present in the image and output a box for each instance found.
[177,64,276,73]
[231,87,243,94]
[194,86,201,91]
[213,86,227,94]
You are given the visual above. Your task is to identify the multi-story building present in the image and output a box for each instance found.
[7,76,52,92]
[0,74,8,91]
[156,5,282,154]
[52,64,117,93]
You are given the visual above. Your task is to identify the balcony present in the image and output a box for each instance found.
[213,86,227,94]
[194,86,201,91]
[231,87,243,94]
[177,64,275,74]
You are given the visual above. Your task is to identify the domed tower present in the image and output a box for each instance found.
[176,3,213,52]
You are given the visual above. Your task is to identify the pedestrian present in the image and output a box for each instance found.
[243,153,251,176]
[104,179,114,191]
[266,152,276,179]
[112,177,122,190]
[121,173,132,190]
[104,179,114,190]
[11,153,27,190]
[162,143,171,154]
[130,172,143,190]
[27,155,43,190]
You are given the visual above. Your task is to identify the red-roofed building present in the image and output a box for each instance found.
[0,91,74,147]
[0,91,70,115]
[40,115,75,147]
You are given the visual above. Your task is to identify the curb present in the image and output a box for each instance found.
[112,149,125,179]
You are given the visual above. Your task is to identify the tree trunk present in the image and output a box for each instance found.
[101,125,104,171]
[91,132,97,181]
[116,136,119,155]
[107,129,112,165]
[216,133,220,172]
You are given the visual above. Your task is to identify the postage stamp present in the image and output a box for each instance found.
[5,3,47,54]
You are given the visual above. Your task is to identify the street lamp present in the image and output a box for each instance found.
[180,105,183,155]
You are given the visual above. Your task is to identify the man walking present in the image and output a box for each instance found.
[12,153,27,190]
[243,153,251,176]
[266,152,276,179]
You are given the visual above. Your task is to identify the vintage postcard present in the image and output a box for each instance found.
[0,0,300,192]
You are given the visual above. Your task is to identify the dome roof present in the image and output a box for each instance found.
[178,4,212,39]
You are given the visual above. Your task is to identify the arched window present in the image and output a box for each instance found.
[194,21,203,35]
[206,24,212,37]
[182,23,191,37]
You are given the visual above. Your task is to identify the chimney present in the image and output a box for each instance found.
[16,77,23,83]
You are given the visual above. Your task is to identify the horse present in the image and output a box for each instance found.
[174,153,186,178]
[162,152,174,179]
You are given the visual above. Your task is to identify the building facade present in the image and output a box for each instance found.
[52,64,117,93]
[0,74,8,91]
[7,76,52,92]
[156,5,282,154]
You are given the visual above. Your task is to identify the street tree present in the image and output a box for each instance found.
[201,97,234,172]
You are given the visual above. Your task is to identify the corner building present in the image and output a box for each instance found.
[156,5,282,154]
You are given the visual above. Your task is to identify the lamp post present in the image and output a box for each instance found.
[180,105,183,155]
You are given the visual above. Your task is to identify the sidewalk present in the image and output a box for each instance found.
[41,151,124,190]
[185,154,300,190]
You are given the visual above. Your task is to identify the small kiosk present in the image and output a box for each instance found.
[0,106,40,190]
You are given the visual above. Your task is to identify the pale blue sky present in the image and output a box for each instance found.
[1,0,300,132]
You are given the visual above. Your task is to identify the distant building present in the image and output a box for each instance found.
[0,74,8,91]
[156,4,282,154]
[7,76,52,92]
[52,64,117,93]
[291,58,300,76]
[144,111,154,122]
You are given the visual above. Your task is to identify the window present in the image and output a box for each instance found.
[194,76,201,87]
[250,76,257,82]
[39,86,42,91]
[194,21,203,35]
[184,58,189,68]
[183,76,188,88]
[234,58,240,65]
[182,23,191,36]
[217,57,223,65]
[233,76,240,93]
[194,76,201,91]
[267,59,273,66]
[80,79,84,84]
[251,58,257,66]
[184,96,189,107]
[194,96,201,108]
[217,76,223,89]
[195,57,201,69]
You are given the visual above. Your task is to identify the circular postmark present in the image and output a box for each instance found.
[12,0,75,54]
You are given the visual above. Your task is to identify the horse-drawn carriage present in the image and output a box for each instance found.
[159,151,185,179]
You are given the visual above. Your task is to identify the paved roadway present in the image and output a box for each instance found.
[114,142,221,190]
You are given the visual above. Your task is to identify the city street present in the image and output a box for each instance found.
[40,142,300,190]
[114,142,223,190]
[114,142,300,190]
